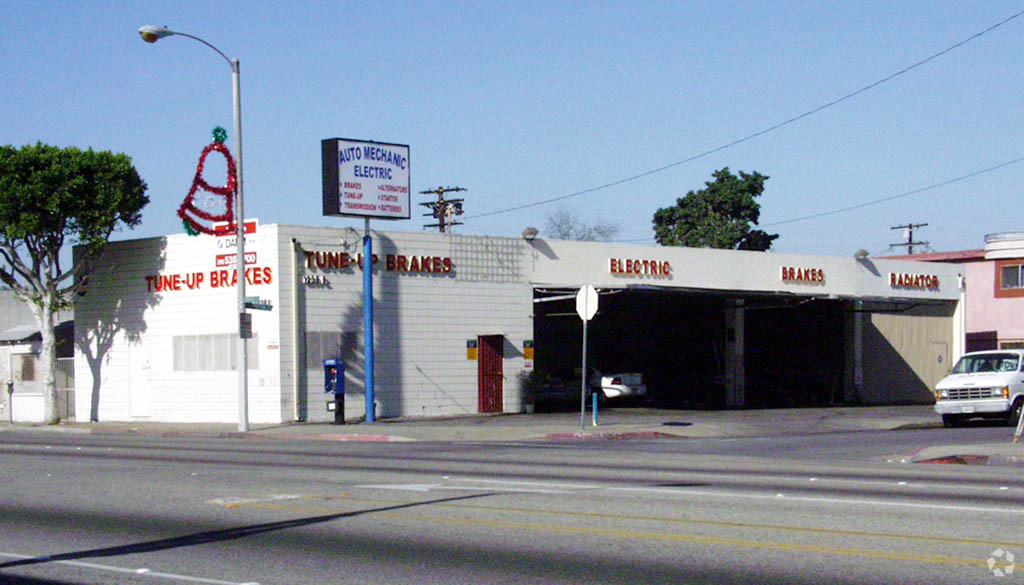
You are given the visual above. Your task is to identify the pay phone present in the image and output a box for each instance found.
[323,359,344,424]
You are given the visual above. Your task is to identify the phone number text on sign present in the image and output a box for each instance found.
[216,252,257,267]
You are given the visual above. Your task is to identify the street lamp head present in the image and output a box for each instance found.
[138,25,175,43]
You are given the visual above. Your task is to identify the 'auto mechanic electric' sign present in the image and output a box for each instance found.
[321,138,410,220]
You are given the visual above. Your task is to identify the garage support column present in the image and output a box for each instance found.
[852,299,864,403]
[953,275,966,362]
[724,299,745,407]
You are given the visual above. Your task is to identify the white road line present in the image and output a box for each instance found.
[208,494,301,506]
[356,482,574,494]
[351,477,1023,515]
[0,552,257,585]
[355,483,442,492]
[455,478,603,490]
[607,486,1024,515]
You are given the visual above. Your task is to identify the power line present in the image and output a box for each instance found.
[610,153,1024,243]
[762,155,1024,227]
[466,8,1024,221]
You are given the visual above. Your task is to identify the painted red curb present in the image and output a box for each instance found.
[546,431,682,441]
[269,433,414,442]
[915,454,988,465]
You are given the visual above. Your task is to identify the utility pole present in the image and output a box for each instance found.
[889,222,929,254]
[420,186,466,233]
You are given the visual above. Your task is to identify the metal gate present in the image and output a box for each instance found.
[477,335,503,413]
[56,357,75,420]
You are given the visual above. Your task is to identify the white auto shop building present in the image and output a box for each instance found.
[73,225,964,423]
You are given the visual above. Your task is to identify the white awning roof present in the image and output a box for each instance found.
[0,324,39,343]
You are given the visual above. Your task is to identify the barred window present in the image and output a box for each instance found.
[17,354,37,381]
[1001,264,1023,290]
[173,334,259,371]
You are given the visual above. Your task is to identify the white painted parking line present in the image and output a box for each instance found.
[207,494,302,506]
[0,551,257,585]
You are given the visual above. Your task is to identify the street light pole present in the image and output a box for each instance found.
[139,25,249,431]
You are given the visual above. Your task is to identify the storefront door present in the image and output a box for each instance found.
[477,335,503,413]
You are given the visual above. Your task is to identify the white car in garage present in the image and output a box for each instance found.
[589,368,647,404]
[532,366,648,407]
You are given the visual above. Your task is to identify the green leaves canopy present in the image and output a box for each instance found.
[652,167,778,251]
[0,143,149,297]
[0,142,148,424]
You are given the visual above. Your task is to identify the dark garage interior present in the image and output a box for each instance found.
[532,287,848,409]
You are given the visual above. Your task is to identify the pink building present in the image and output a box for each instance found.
[886,233,1024,351]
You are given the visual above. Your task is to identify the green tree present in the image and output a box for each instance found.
[652,167,778,251]
[0,143,148,423]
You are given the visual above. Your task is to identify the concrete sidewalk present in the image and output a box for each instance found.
[5,405,940,441]
[4,405,1024,465]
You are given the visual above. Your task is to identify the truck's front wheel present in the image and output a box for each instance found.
[942,414,965,428]
[1005,398,1023,427]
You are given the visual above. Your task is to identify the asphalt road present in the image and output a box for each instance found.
[0,427,1020,585]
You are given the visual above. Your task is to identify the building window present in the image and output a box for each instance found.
[16,354,37,382]
[995,260,1024,298]
[173,334,259,371]
[966,331,999,352]
[1001,265,1023,289]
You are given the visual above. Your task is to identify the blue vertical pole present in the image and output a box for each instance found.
[363,218,375,422]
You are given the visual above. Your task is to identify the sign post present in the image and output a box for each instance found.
[322,138,410,423]
[1014,402,1024,443]
[363,218,374,421]
[576,285,598,430]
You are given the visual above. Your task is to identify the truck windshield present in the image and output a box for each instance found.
[951,353,1020,374]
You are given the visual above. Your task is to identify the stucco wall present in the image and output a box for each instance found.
[861,304,954,404]
[284,227,532,420]
[74,226,964,422]
[74,226,282,423]
[531,240,962,301]
[965,261,1024,341]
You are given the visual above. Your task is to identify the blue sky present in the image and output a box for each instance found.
[3,1,1023,257]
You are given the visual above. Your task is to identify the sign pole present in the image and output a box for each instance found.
[363,217,375,422]
[321,137,410,424]
[1013,400,1024,443]
[575,285,598,431]
[581,310,588,431]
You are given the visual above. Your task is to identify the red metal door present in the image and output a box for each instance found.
[478,335,504,413]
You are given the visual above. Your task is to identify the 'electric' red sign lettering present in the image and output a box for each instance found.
[609,258,672,276]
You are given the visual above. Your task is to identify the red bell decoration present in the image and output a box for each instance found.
[178,128,237,236]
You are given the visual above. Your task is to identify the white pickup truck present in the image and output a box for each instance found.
[933,350,1024,427]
